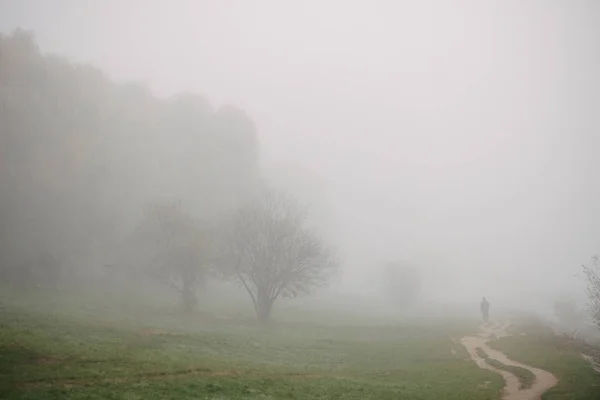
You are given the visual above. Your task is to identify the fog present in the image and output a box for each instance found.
[1,0,600,321]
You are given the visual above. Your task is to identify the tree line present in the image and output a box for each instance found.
[2,29,598,327]
[125,192,337,322]
[0,29,337,323]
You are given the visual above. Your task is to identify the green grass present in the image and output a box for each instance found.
[474,347,535,389]
[0,310,503,400]
[490,334,600,399]
[0,288,505,399]
[0,287,598,399]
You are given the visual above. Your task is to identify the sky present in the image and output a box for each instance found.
[2,0,599,307]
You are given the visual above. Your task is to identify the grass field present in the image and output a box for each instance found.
[490,335,600,399]
[0,287,597,399]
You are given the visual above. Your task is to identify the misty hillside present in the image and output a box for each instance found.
[0,30,261,275]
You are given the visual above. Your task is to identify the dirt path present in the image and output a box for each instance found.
[461,321,558,400]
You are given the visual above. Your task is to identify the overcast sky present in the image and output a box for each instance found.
[2,0,599,306]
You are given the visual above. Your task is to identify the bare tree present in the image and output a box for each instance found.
[129,200,213,313]
[223,189,338,323]
[583,256,600,329]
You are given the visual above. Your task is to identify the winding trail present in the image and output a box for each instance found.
[461,321,558,400]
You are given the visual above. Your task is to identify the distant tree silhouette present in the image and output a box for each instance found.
[383,262,421,309]
[0,30,259,284]
[125,201,217,313]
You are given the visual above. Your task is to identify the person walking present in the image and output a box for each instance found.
[480,297,490,323]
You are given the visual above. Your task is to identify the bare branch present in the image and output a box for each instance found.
[222,188,338,323]
[583,256,600,328]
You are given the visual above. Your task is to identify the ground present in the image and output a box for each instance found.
[491,335,600,399]
[0,288,598,399]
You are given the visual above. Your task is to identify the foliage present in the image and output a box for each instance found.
[583,256,600,329]
[223,189,338,323]
[125,201,214,312]
[0,30,259,284]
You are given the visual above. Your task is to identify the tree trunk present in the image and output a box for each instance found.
[256,292,274,324]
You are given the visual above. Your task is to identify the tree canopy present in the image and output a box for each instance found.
[0,30,340,323]
[0,30,260,278]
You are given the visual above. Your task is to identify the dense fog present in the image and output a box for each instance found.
[1,1,600,325]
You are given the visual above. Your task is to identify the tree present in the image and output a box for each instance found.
[583,256,600,329]
[128,201,213,313]
[0,30,260,285]
[223,189,338,323]
[382,262,421,310]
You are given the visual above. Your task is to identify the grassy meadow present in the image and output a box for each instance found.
[0,286,597,399]
[490,335,600,399]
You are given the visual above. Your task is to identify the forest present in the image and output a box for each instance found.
[0,30,337,323]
